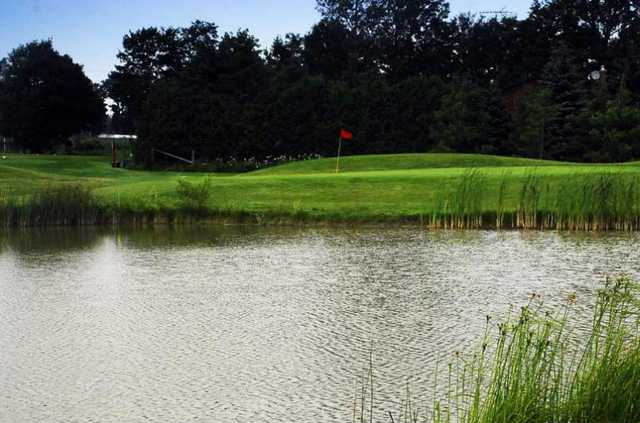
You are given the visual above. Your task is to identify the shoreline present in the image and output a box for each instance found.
[3,153,640,232]
[3,208,640,231]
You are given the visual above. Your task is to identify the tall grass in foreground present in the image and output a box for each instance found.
[353,277,640,423]
[428,171,640,230]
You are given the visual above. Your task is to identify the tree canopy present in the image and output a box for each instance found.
[3,0,640,162]
[0,40,104,153]
[108,0,639,165]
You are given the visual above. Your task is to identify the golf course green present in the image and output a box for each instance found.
[1,152,640,226]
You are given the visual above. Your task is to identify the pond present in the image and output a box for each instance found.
[1,226,639,422]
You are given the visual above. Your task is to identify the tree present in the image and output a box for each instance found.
[267,33,305,78]
[94,1,640,166]
[511,87,558,158]
[587,82,640,162]
[303,18,373,80]
[372,75,446,153]
[373,0,451,80]
[103,26,185,133]
[451,15,529,89]
[429,78,508,153]
[315,0,452,80]
[135,29,269,163]
[529,0,640,88]
[316,0,378,33]
[258,75,335,156]
[0,40,104,153]
[541,42,589,160]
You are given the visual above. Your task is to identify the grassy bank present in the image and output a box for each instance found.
[1,153,640,228]
[355,277,640,423]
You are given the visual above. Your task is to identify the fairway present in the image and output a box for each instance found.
[2,153,640,224]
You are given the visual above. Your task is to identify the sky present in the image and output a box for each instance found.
[0,0,533,83]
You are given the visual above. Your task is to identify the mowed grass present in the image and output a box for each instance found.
[251,153,569,175]
[1,152,640,224]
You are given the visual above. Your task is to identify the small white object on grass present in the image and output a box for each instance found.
[1,156,6,160]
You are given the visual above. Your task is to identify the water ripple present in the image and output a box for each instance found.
[0,228,639,422]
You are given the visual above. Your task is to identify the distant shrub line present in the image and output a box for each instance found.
[139,154,323,173]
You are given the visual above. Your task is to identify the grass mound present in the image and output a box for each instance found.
[250,153,567,175]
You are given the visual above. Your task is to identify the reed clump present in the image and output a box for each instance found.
[0,184,108,227]
[548,173,640,231]
[0,182,216,228]
[372,277,640,423]
[427,170,640,231]
[430,170,489,229]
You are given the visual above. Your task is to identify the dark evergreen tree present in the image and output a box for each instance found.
[378,75,446,152]
[429,77,506,153]
[587,82,640,162]
[484,85,512,154]
[541,43,589,160]
[511,87,558,158]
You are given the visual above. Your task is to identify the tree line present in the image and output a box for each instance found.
[1,0,640,162]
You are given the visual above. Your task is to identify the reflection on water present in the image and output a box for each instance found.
[0,227,106,254]
[1,226,639,422]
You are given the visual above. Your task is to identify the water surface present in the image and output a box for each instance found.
[1,227,639,422]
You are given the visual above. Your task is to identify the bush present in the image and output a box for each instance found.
[67,136,108,155]
[175,178,212,211]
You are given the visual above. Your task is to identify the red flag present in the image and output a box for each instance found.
[340,129,353,140]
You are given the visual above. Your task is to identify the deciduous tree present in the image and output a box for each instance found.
[0,40,104,152]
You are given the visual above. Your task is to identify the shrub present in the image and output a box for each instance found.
[175,178,212,211]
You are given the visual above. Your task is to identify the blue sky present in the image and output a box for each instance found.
[0,0,533,83]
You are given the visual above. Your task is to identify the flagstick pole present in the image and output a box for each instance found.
[335,136,343,174]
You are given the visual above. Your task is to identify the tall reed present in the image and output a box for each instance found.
[375,277,640,423]
[0,183,212,228]
[427,171,640,231]
[495,172,509,229]
[516,172,543,229]
[0,185,106,227]
[430,170,488,229]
